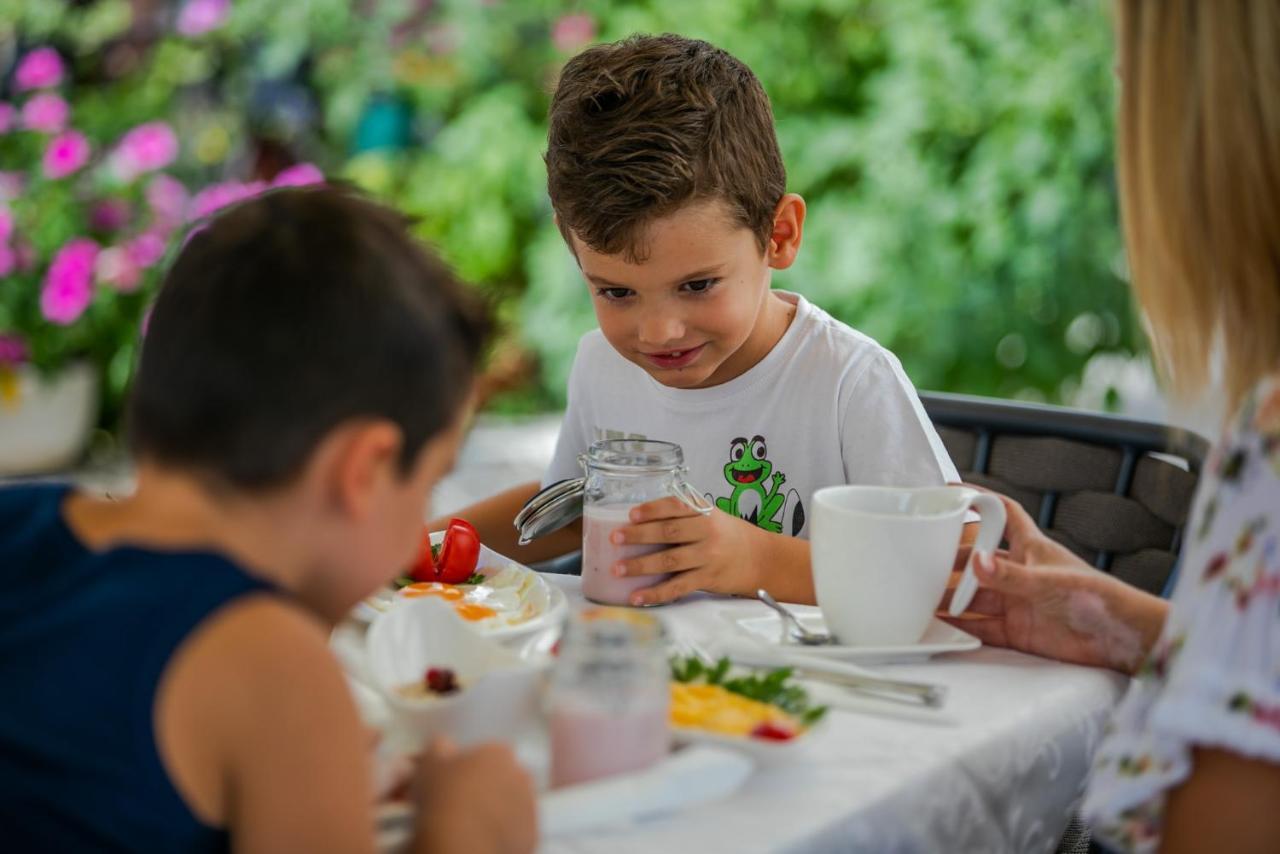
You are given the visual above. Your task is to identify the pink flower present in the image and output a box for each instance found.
[112,121,179,180]
[90,198,133,233]
[187,180,264,220]
[0,334,27,365]
[0,246,13,278]
[15,48,64,91]
[271,162,324,188]
[41,238,99,325]
[0,103,15,134]
[177,0,231,37]
[146,174,189,229]
[0,206,12,244]
[127,231,168,269]
[552,13,596,52]
[96,245,142,292]
[21,92,69,133]
[42,130,91,179]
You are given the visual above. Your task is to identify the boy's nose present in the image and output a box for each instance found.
[638,312,686,346]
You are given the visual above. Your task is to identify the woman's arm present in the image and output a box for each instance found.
[1160,748,1280,854]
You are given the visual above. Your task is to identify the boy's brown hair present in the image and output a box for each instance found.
[129,186,490,489]
[546,34,786,261]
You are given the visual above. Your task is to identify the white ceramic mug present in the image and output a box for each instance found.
[810,485,1005,646]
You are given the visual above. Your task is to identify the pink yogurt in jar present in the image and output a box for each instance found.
[582,503,669,605]
[549,695,670,788]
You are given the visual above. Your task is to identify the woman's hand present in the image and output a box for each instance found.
[943,489,1168,674]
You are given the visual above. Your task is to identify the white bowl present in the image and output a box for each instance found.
[366,597,545,751]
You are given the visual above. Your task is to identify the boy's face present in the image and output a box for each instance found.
[314,410,468,620]
[572,198,798,389]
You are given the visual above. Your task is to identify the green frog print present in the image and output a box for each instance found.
[716,435,804,535]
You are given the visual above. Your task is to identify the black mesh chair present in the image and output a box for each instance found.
[921,391,1210,597]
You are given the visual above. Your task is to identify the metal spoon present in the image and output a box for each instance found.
[757,589,835,645]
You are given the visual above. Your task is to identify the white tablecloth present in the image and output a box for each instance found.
[539,575,1127,854]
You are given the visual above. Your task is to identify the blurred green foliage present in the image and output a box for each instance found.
[7,0,1135,417]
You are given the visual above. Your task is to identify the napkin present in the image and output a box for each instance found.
[540,744,753,836]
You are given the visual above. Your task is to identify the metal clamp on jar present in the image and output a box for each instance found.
[514,439,712,605]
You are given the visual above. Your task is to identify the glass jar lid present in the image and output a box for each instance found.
[583,439,685,475]
[513,477,585,545]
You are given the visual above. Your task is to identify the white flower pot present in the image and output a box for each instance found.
[0,362,99,476]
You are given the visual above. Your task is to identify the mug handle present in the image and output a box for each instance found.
[947,492,1007,617]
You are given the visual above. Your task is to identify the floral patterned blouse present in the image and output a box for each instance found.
[1082,375,1280,852]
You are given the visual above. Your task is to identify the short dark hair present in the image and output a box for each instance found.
[127,186,490,490]
[546,34,786,261]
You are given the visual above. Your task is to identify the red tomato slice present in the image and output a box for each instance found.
[750,721,798,741]
[436,518,481,584]
[407,528,438,582]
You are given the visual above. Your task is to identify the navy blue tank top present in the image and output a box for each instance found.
[0,483,275,852]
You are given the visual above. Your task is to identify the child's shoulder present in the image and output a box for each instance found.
[567,327,634,378]
[786,292,903,379]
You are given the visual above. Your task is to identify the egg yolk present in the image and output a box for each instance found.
[398,582,496,622]
[670,682,799,736]
[453,602,498,622]
[401,583,464,601]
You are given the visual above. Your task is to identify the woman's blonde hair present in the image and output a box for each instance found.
[1115,1,1280,411]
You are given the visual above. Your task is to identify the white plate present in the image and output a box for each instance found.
[350,537,568,644]
[731,610,980,664]
[671,717,820,762]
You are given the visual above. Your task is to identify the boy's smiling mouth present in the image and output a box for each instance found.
[641,343,707,371]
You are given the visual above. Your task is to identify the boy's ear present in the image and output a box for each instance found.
[327,420,404,521]
[767,193,806,271]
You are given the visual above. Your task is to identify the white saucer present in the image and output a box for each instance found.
[730,611,981,664]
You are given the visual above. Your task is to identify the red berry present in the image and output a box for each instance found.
[750,721,797,741]
[424,667,459,695]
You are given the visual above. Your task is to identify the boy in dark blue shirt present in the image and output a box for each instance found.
[0,187,535,853]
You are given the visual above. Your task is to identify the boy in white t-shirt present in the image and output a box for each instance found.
[439,34,961,605]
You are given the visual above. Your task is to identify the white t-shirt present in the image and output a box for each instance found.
[543,292,959,539]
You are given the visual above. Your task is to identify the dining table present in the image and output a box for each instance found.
[345,571,1129,854]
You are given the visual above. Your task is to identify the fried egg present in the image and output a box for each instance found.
[387,564,544,630]
[670,682,799,737]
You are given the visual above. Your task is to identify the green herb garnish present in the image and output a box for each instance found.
[669,654,827,726]
[463,572,486,585]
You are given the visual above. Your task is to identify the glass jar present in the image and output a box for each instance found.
[547,608,670,788]
[580,439,711,605]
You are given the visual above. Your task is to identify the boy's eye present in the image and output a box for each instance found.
[596,287,634,301]
[681,278,718,294]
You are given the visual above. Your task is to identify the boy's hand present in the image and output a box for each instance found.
[413,739,537,854]
[611,497,779,605]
